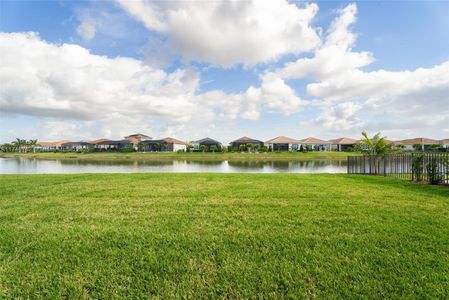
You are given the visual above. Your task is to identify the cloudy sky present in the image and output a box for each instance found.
[1,0,448,143]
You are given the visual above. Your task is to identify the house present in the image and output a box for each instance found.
[139,137,187,152]
[299,137,331,151]
[229,136,264,149]
[191,138,222,151]
[125,133,152,145]
[328,137,358,152]
[439,139,449,149]
[265,136,302,151]
[394,138,439,151]
[89,138,112,145]
[35,140,71,151]
[61,142,94,151]
[95,140,134,151]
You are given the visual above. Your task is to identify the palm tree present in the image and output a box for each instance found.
[253,144,260,153]
[27,139,38,152]
[357,132,388,155]
[210,145,218,152]
[356,132,389,174]
[199,145,208,153]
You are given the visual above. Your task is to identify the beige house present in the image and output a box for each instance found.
[299,137,331,151]
[125,133,152,145]
[265,136,302,151]
[394,138,439,151]
[328,137,359,152]
[35,140,71,151]
[439,139,449,149]
[139,137,187,152]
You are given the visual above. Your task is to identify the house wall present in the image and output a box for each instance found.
[173,143,187,152]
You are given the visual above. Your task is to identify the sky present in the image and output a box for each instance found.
[0,0,448,143]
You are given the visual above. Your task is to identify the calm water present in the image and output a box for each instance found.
[0,157,347,174]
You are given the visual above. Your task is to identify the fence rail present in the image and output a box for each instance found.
[348,153,449,185]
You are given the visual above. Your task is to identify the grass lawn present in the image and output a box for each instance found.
[0,151,356,161]
[0,174,448,298]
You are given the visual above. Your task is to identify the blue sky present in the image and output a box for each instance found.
[1,0,448,143]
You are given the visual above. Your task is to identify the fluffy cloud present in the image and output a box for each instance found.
[197,72,304,121]
[277,3,449,133]
[116,0,320,67]
[278,3,373,80]
[315,101,364,131]
[0,32,304,139]
[76,15,97,41]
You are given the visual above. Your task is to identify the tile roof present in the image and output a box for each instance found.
[328,137,358,144]
[439,139,449,144]
[125,133,152,139]
[395,138,439,145]
[193,137,222,144]
[299,137,331,144]
[161,137,187,145]
[265,136,301,143]
[89,138,112,144]
[37,140,71,147]
[230,136,263,143]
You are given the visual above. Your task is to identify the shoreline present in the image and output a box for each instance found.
[0,151,356,161]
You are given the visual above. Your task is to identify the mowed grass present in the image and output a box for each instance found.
[0,151,356,161]
[0,174,448,298]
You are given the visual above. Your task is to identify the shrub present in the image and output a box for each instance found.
[412,154,424,181]
[427,158,443,185]
[120,146,135,153]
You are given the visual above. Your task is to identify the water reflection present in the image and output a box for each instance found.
[0,157,347,174]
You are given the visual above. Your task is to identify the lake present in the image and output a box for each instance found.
[0,157,347,174]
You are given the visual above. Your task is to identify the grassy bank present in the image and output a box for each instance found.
[0,174,449,299]
[0,151,355,161]
[0,174,448,298]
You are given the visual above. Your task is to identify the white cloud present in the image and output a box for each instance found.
[315,101,364,131]
[278,3,373,80]
[195,72,305,121]
[0,32,304,140]
[276,3,449,133]
[117,0,321,67]
[76,15,97,41]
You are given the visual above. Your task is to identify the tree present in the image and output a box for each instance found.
[239,144,247,152]
[253,144,260,153]
[356,132,389,155]
[355,132,390,175]
[186,144,194,152]
[210,145,218,152]
[199,145,208,152]
[413,144,423,151]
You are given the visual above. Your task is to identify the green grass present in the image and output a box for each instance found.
[0,151,356,161]
[0,174,448,298]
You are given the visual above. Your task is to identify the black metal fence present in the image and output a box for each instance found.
[348,153,449,185]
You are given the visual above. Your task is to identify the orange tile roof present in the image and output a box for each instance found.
[299,137,330,144]
[89,138,112,144]
[395,138,439,145]
[161,137,187,145]
[265,136,301,143]
[328,137,358,144]
[37,140,71,147]
[439,139,449,144]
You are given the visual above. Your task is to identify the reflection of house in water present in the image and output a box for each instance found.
[227,160,267,169]
[185,160,223,166]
